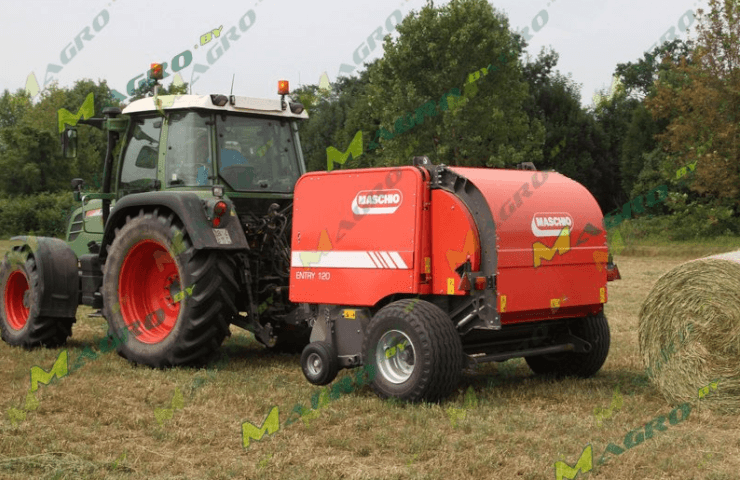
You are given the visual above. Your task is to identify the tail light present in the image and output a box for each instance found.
[213,201,227,228]
[204,199,230,228]
[606,254,621,281]
[607,263,621,281]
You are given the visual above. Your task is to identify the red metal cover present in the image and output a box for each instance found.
[289,166,425,306]
[430,189,480,295]
[448,167,608,323]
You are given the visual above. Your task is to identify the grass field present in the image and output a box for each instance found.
[1,239,740,480]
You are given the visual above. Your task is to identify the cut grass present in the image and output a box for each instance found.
[1,239,740,479]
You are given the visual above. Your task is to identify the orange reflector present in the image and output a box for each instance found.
[474,277,487,290]
[278,80,290,95]
[150,63,164,80]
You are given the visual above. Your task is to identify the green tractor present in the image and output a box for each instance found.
[0,77,315,366]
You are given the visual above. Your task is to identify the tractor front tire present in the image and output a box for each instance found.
[525,312,610,377]
[362,299,463,402]
[102,209,237,367]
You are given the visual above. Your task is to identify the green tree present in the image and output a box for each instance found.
[293,73,371,172]
[0,89,32,129]
[619,103,665,197]
[591,88,641,209]
[0,79,126,195]
[353,0,543,167]
[522,51,595,182]
[647,0,740,202]
[615,39,694,101]
[614,40,694,197]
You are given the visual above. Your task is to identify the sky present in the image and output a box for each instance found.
[0,0,703,108]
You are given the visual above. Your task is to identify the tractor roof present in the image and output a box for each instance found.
[121,94,309,120]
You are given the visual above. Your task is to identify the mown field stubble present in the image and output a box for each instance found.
[2,239,740,480]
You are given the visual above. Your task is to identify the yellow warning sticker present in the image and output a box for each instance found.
[550,298,561,309]
[343,310,356,319]
[600,287,606,303]
[500,295,507,312]
[425,257,431,274]
[447,278,455,294]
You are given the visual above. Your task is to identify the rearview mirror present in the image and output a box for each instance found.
[62,128,78,158]
[135,145,158,169]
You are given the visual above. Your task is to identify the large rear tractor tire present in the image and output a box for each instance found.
[0,240,77,348]
[102,209,237,367]
[525,312,610,377]
[361,299,463,402]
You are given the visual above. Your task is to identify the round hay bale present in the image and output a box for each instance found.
[638,251,740,413]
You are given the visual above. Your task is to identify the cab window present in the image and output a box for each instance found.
[165,111,214,187]
[118,116,161,196]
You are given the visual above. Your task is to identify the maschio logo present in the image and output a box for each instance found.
[531,213,574,237]
[351,189,403,215]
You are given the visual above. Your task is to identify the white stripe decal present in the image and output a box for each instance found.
[366,251,381,268]
[389,251,408,269]
[380,251,396,269]
[371,251,387,268]
[291,251,411,269]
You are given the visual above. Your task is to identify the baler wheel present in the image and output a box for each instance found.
[525,312,610,378]
[361,299,463,402]
[301,341,339,385]
[0,249,75,348]
[102,209,236,367]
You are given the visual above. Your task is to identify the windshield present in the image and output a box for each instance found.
[216,114,301,192]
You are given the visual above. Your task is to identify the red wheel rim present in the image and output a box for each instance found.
[118,240,184,344]
[4,270,30,330]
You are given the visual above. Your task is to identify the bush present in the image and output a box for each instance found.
[662,193,739,240]
[0,192,78,239]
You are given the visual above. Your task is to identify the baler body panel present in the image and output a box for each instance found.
[290,167,423,306]
[430,189,480,295]
[448,167,608,324]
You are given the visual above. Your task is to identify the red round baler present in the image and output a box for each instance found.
[290,159,620,401]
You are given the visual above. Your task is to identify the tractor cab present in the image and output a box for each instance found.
[117,92,307,198]
[61,81,309,259]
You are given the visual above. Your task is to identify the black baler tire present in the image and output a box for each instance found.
[361,299,463,403]
[301,341,339,386]
[102,209,237,368]
[525,312,610,377]
[0,255,75,348]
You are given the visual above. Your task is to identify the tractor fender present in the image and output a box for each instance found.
[8,236,80,318]
[99,192,249,257]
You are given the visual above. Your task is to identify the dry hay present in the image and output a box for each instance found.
[638,250,740,413]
